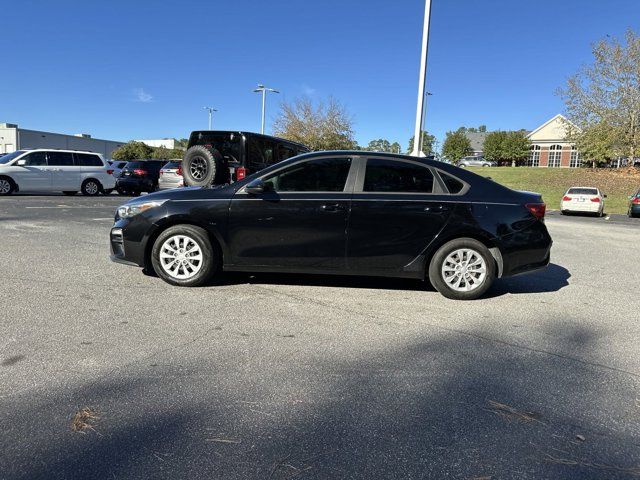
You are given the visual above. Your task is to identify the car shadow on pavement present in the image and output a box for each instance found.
[214,262,571,297]
[488,263,571,297]
[1,323,637,479]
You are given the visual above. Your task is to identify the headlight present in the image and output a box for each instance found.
[117,200,167,219]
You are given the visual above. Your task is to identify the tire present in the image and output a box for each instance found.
[0,176,16,195]
[62,191,77,196]
[428,238,496,300]
[459,164,467,168]
[151,224,218,287]
[561,210,568,215]
[81,179,102,196]
[182,145,225,187]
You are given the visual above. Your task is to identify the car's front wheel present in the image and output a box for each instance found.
[0,177,16,195]
[428,238,496,300]
[151,225,218,287]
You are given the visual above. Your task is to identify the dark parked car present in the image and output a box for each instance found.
[181,130,309,187]
[629,189,640,218]
[115,160,165,195]
[110,151,552,300]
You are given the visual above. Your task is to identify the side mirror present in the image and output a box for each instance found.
[16,159,26,166]
[245,179,269,195]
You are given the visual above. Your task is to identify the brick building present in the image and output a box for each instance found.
[525,114,581,168]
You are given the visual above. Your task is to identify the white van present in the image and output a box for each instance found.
[0,149,116,196]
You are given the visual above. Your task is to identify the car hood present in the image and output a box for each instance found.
[124,185,236,206]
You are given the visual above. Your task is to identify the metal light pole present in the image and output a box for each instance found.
[253,84,279,134]
[411,0,433,157]
[204,106,217,130]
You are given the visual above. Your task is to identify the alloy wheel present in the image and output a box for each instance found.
[85,181,99,195]
[159,235,204,280]
[189,157,208,180]
[441,248,487,292]
[0,179,11,194]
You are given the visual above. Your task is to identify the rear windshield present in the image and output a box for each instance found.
[162,161,181,169]
[189,132,242,163]
[124,161,163,169]
[567,188,598,195]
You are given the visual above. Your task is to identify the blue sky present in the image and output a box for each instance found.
[1,0,639,150]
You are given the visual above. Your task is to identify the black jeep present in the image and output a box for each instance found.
[181,131,309,187]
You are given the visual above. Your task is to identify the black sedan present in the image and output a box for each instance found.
[110,152,552,300]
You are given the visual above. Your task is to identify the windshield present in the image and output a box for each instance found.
[567,188,598,195]
[0,151,25,164]
[190,132,242,164]
[162,161,181,169]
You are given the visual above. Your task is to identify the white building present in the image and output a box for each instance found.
[525,114,582,168]
[0,123,125,158]
[136,138,177,149]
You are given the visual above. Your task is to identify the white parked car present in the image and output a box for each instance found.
[561,187,606,216]
[158,160,184,190]
[108,160,128,179]
[0,149,116,196]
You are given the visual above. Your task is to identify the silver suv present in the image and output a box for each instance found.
[457,156,494,168]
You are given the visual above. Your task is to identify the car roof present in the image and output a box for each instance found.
[189,130,309,150]
[21,148,102,155]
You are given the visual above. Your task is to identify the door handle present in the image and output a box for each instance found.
[320,203,345,212]
[424,204,449,213]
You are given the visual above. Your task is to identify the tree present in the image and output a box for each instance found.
[111,141,154,161]
[407,131,435,155]
[273,97,357,151]
[152,146,185,160]
[365,138,392,152]
[441,129,471,161]
[559,29,640,164]
[483,130,530,165]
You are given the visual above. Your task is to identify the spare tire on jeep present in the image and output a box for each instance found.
[182,145,227,187]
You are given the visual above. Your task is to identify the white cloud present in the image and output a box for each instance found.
[301,84,317,96]
[133,88,153,103]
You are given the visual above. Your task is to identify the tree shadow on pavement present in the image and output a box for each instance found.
[1,323,637,480]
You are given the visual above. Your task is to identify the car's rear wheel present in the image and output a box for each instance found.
[428,238,495,300]
[81,179,101,196]
[0,177,16,195]
[151,225,218,287]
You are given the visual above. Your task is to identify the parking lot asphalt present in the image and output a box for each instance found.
[1,195,639,480]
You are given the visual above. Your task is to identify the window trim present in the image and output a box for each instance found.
[433,169,470,196]
[548,145,563,168]
[353,156,446,195]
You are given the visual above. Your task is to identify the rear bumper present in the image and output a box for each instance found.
[116,178,154,191]
[500,221,553,277]
[561,201,602,213]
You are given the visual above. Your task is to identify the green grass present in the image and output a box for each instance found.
[467,167,640,214]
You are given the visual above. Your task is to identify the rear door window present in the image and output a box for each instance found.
[364,158,434,193]
[76,153,103,167]
[47,151,74,166]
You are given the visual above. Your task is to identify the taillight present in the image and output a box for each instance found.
[562,195,572,201]
[236,167,247,180]
[177,166,182,176]
[525,203,546,220]
[133,169,147,176]
[106,169,114,175]
[590,197,600,203]
[159,170,163,176]
[632,197,640,205]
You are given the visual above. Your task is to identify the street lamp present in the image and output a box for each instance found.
[253,84,279,134]
[204,106,217,130]
[411,0,433,157]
